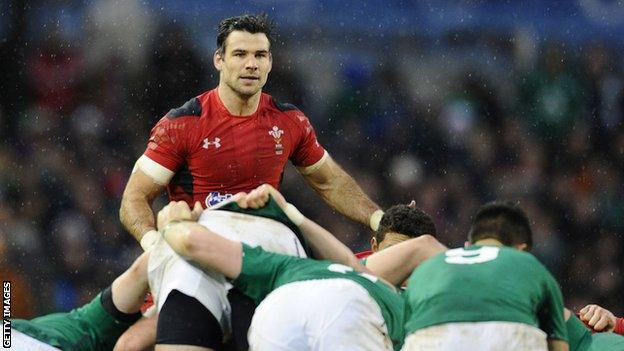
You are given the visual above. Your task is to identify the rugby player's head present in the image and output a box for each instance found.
[216,14,275,55]
[373,204,437,252]
[215,14,275,98]
[468,201,533,251]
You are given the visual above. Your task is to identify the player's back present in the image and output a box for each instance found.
[233,244,406,348]
[404,245,563,334]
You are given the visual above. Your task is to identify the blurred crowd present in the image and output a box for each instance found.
[1,1,622,318]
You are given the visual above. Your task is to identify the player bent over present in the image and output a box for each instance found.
[156,197,405,351]
[10,252,149,351]
[402,201,569,351]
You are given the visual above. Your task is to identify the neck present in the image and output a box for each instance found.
[473,238,503,247]
[217,83,262,116]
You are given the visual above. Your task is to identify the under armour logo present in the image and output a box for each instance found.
[203,137,221,149]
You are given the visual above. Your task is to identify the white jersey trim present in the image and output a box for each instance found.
[133,155,175,185]
[297,150,329,175]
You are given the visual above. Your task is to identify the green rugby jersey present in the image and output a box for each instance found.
[566,314,624,351]
[233,244,405,349]
[591,332,624,350]
[404,245,567,342]
[566,314,593,351]
[12,293,134,351]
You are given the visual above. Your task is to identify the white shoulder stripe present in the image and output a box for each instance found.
[297,150,329,175]
[133,155,175,185]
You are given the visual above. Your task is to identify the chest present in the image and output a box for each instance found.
[187,113,296,184]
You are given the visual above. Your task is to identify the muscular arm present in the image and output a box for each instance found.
[239,184,367,272]
[119,167,166,242]
[111,252,150,314]
[299,155,380,229]
[298,217,367,272]
[162,221,243,279]
[365,235,447,286]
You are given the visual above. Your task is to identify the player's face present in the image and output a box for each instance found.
[215,30,272,98]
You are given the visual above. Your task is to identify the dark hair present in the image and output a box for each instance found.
[376,204,437,242]
[468,201,533,250]
[216,14,275,54]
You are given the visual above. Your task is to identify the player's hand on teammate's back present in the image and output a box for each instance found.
[579,304,616,332]
[157,201,203,230]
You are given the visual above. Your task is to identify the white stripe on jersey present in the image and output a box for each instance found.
[133,155,175,185]
[297,150,329,175]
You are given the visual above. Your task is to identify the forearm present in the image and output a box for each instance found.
[162,221,243,279]
[120,193,157,242]
[111,253,150,314]
[365,235,447,286]
[306,167,379,227]
[299,217,366,272]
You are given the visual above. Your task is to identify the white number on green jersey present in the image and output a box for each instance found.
[327,263,378,283]
[444,246,500,265]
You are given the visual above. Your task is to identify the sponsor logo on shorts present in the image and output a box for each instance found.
[2,281,10,348]
[205,192,233,207]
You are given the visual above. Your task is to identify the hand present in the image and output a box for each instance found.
[157,201,203,230]
[407,200,416,208]
[235,184,287,210]
[579,304,616,332]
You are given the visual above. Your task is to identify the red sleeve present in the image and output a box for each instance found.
[288,111,326,167]
[355,250,373,259]
[615,317,624,335]
[143,117,191,172]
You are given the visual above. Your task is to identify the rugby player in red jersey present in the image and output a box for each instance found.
[119,14,383,351]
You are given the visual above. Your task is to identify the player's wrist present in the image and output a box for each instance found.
[140,230,160,251]
[283,203,305,226]
[369,209,384,231]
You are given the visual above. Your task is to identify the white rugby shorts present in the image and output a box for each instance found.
[11,330,61,351]
[248,279,393,351]
[401,321,548,351]
[148,209,307,337]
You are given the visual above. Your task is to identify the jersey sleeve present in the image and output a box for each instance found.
[232,244,294,304]
[288,111,326,168]
[537,268,568,342]
[143,116,191,172]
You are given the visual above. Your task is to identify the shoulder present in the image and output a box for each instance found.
[165,97,203,120]
[265,95,316,131]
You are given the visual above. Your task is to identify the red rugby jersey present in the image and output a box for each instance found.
[143,89,326,207]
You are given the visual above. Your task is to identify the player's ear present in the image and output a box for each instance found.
[371,237,378,252]
[214,49,223,71]
[515,243,529,252]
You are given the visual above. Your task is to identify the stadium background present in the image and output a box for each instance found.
[1,0,622,319]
